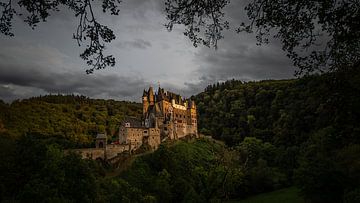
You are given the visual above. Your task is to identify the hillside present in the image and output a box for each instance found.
[193,70,360,202]
[0,70,360,202]
[195,75,360,147]
[0,95,142,147]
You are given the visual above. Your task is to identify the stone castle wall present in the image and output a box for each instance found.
[68,144,133,160]
[67,148,105,160]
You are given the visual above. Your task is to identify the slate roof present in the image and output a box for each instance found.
[122,117,142,128]
[96,133,107,139]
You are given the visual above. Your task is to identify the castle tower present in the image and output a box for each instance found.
[187,99,198,136]
[191,100,196,110]
[157,87,164,101]
[142,90,149,117]
[148,86,155,106]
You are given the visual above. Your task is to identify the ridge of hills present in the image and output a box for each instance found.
[0,70,360,202]
[0,95,142,147]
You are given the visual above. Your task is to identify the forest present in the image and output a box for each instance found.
[0,67,360,202]
[0,95,142,147]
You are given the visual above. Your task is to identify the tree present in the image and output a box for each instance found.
[2,0,359,74]
[165,0,360,74]
[0,0,121,73]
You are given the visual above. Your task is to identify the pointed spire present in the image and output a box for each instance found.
[149,86,154,104]
[142,89,147,97]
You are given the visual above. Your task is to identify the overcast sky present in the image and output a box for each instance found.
[0,0,295,103]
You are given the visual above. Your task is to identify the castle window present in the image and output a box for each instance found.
[164,127,167,131]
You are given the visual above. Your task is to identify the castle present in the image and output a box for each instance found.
[71,86,198,161]
[119,86,198,150]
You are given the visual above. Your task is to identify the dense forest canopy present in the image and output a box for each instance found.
[193,68,360,202]
[0,68,360,202]
[1,0,359,202]
[0,95,142,147]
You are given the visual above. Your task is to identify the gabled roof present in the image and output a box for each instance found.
[121,117,142,128]
[96,133,107,139]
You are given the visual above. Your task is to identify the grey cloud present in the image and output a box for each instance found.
[0,43,148,102]
[180,0,296,94]
[187,37,295,94]
[0,85,18,102]
[0,0,297,103]
[0,84,47,103]
[121,0,165,16]
[116,39,152,49]
[0,63,147,101]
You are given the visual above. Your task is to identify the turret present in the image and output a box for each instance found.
[142,90,149,116]
[191,100,196,110]
[157,87,164,101]
[149,86,155,105]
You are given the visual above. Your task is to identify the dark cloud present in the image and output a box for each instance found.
[0,64,147,101]
[0,85,18,102]
[0,42,147,102]
[181,0,296,94]
[0,0,297,102]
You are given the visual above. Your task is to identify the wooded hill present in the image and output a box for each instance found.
[0,69,359,202]
[193,70,360,202]
[0,95,142,147]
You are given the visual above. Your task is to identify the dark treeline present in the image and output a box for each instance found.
[0,136,290,202]
[0,69,359,202]
[194,68,360,202]
[0,95,142,147]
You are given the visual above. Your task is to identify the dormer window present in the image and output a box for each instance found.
[125,122,131,127]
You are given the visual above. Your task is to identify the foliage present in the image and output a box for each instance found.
[0,135,105,202]
[0,94,142,147]
[194,68,360,202]
[166,0,360,74]
[1,70,359,202]
[165,0,230,48]
[0,135,287,202]
[0,0,121,73]
[119,138,287,202]
[234,187,304,203]
[3,1,358,74]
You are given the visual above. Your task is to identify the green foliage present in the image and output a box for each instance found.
[0,135,105,202]
[0,94,142,147]
[234,187,304,203]
[1,71,359,202]
[119,138,286,202]
[195,70,360,202]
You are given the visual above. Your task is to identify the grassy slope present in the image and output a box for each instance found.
[230,187,305,203]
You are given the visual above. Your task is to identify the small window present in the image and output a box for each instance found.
[164,127,168,131]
